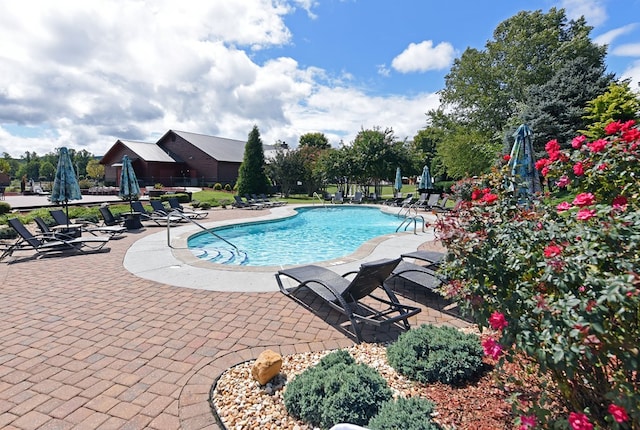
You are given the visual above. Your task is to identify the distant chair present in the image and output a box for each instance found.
[167,197,208,218]
[332,191,344,204]
[350,191,363,204]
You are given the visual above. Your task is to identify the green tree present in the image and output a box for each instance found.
[521,56,613,156]
[0,158,10,174]
[266,147,306,197]
[411,127,440,174]
[440,8,606,147]
[86,159,105,181]
[581,80,640,139]
[39,161,56,181]
[436,125,499,179]
[299,132,330,150]
[236,125,269,196]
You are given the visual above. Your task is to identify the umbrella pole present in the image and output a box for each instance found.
[65,200,70,227]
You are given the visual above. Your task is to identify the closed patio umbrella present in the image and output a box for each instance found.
[50,147,82,226]
[119,155,141,213]
[394,167,402,197]
[419,165,432,191]
[508,124,542,197]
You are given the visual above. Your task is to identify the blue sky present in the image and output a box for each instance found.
[0,0,638,158]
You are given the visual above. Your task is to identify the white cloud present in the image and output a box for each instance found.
[560,0,607,27]
[391,41,455,73]
[612,43,640,57]
[0,0,441,158]
[594,24,638,46]
[621,60,640,91]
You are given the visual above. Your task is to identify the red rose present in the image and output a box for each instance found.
[573,162,584,176]
[571,135,586,149]
[604,121,622,135]
[587,139,607,153]
[544,244,563,258]
[503,154,511,161]
[488,311,508,330]
[481,337,502,360]
[482,193,498,204]
[608,404,629,423]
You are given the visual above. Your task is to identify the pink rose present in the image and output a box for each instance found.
[612,195,628,211]
[481,337,502,360]
[556,201,572,212]
[576,209,596,221]
[519,415,536,429]
[587,139,607,153]
[545,139,560,154]
[573,162,584,176]
[572,193,595,207]
[568,412,593,430]
[571,135,586,149]
[604,121,622,135]
[556,175,570,188]
[488,311,508,330]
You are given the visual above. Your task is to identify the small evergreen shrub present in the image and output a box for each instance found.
[199,201,212,210]
[368,397,442,430]
[159,193,190,203]
[224,183,232,191]
[0,226,18,239]
[213,183,223,190]
[78,179,94,189]
[0,201,11,215]
[284,350,392,429]
[387,324,483,385]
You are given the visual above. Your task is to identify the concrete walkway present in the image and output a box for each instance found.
[0,206,471,429]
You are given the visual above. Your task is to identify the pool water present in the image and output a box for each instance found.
[187,206,402,266]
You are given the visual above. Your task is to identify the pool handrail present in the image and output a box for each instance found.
[165,209,244,256]
[312,192,326,208]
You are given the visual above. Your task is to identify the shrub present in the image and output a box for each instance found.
[436,121,640,427]
[0,201,11,215]
[213,183,223,190]
[154,183,164,189]
[159,193,190,203]
[199,201,212,210]
[368,397,442,430]
[224,183,232,192]
[78,179,94,189]
[0,226,17,239]
[386,324,483,385]
[283,350,392,429]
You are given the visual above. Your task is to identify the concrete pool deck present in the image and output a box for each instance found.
[0,204,471,429]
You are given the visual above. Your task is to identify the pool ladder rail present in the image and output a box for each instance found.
[396,205,426,234]
[165,210,248,264]
[312,192,326,207]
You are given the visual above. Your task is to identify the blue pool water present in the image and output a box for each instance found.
[187,206,402,266]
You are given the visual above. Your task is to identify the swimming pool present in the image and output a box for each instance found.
[187,206,403,266]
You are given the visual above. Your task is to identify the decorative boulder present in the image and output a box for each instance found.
[251,350,282,385]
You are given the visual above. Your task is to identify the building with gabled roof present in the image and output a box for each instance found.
[100,130,277,187]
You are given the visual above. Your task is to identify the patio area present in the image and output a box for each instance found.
[0,207,470,429]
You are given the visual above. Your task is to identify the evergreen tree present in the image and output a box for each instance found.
[236,125,269,196]
[521,55,613,156]
[581,80,640,139]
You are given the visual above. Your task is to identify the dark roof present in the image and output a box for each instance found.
[172,130,247,162]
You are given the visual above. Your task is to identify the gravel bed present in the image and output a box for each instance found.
[212,343,408,430]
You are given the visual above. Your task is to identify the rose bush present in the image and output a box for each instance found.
[436,121,639,428]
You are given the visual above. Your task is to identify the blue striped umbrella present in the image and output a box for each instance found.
[50,147,82,226]
[119,155,141,212]
[394,167,402,197]
[508,124,542,197]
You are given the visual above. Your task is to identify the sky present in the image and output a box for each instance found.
[0,0,639,158]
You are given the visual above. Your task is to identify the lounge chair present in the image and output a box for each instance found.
[259,193,286,206]
[400,250,445,270]
[275,258,421,342]
[332,191,344,204]
[350,191,363,204]
[130,201,181,225]
[33,216,81,240]
[232,195,263,209]
[98,206,124,227]
[168,197,208,219]
[49,209,126,237]
[422,193,441,210]
[2,218,109,261]
[388,252,446,291]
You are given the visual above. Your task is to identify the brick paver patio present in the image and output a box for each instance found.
[0,209,470,429]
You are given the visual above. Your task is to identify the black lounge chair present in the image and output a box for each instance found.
[232,195,263,209]
[98,206,124,227]
[275,258,421,342]
[388,251,446,291]
[2,218,109,261]
[167,197,208,219]
[258,193,286,206]
[332,191,344,204]
[129,201,181,225]
[49,209,126,237]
